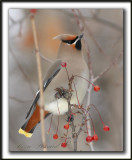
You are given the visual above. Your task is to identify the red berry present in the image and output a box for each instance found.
[53,134,58,139]
[61,62,67,68]
[103,125,110,131]
[61,142,67,148]
[92,134,98,141]
[64,123,69,130]
[86,136,93,142]
[30,9,37,13]
[94,85,100,92]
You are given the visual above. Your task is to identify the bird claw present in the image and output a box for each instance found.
[66,114,74,122]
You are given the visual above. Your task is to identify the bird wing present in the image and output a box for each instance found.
[25,59,62,119]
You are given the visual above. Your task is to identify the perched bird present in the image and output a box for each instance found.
[18,34,89,138]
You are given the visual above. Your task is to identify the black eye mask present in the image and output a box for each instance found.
[75,39,81,50]
[62,36,82,50]
[62,36,78,44]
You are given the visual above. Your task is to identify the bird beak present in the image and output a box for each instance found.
[78,34,83,40]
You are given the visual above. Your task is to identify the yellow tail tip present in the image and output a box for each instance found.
[18,128,32,138]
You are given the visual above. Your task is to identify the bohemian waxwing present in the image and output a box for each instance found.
[18,34,89,137]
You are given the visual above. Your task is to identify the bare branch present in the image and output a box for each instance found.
[72,9,84,32]
[9,96,32,103]
[32,50,54,64]
[93,16,123,32]
[77,9,109,59]
[71,121,77,151]
[72,9,94,78]
[59,10,123,32]
[9,45,35,96]
[72,9,95,151]
[93,52,122,82]
[77,115,85,136]
[40,54,54,64]
[85,85,95,151]
[9,11,29,38]
[83,36,94,78]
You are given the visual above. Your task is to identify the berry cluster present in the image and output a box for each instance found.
[50,62,110,148]
[86,125,110,143]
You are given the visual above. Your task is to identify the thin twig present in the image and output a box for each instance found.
[93,52,122,82]
[60,10,123,31]
[83,36,94,78]
[93,16,123,32]
[9,96,32,103]
[32,50,54,64]
[77,9,109,59]
[30,14,47,151]
[9,12,29,37]
[40,54,54,64]
[72,9,84,32]
[72,9,94,77]
[9,44,35,96]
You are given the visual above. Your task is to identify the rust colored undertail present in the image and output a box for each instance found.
[18,104,49,138]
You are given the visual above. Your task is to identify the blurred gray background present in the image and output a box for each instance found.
[9,9,123,151]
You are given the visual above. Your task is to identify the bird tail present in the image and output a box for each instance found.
[18,104,49,138]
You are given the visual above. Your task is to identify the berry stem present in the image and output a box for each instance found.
[56,116,59,134]
[73,81,80,106]
[74,75,95,87]
[65,129,69,142]
[89,104,105,126]
[48,114,53,133]
[81,107,86,113]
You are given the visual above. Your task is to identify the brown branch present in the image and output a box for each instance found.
[30,14,47,151]
[93,52,122,82]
